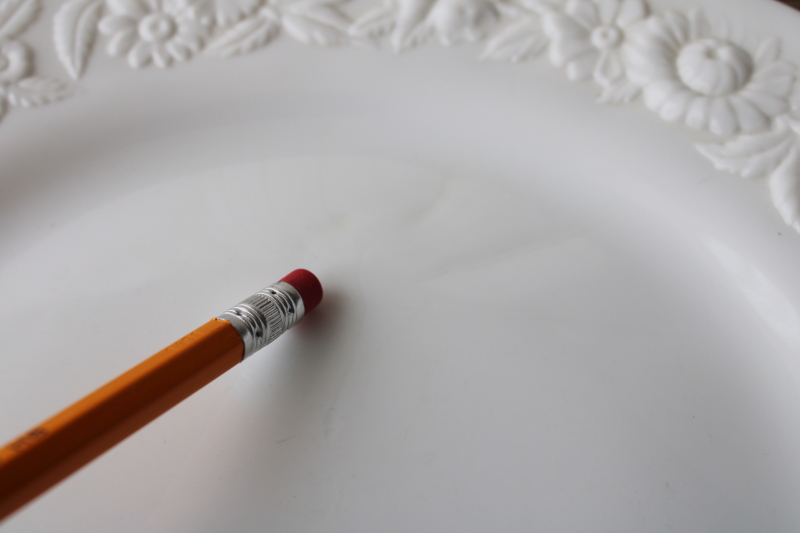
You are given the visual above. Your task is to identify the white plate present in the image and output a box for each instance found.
[3,0,800,530]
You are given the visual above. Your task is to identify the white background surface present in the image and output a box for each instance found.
[2,0,800,531]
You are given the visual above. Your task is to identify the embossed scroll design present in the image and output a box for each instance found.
[2,0,800,231]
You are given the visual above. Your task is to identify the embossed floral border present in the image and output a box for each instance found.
[1,0,799,231]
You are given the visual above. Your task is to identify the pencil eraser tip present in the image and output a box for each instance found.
[281,269,323,314]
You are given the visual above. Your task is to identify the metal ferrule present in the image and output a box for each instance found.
[217,281,306,360]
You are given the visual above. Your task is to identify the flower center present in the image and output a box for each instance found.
[676,38,754,96]
[590,25,622,50]
[138,13,176,43]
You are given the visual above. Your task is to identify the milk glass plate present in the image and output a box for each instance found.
[2,0,800,531]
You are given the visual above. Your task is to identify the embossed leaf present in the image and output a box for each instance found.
[687,7,711,40]
[391,19,430,51]
[696,124,795,179]
[755,37,781,69]
[0,0,39,38]
[3,77,71,108]
[480,16,546,62]
[391,0,434,51]
[349,4,395,41]
[54,0,104,79]
[206,7,280,57]
[192,0,263,26]
[282,0,352,46]
[769,148,800,232]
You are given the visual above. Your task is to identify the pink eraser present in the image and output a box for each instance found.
[280,269,323,314]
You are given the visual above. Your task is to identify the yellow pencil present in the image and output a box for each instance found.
[0,269,322,522]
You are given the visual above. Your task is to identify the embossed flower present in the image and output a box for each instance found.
[542,0,647,85]
[0,39,31,84]
[99,0,211,69]
[429,0,500,46]
[623,11,795,136]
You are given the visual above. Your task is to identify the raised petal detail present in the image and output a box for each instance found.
[749,63,795,98]
[658,87,693,122]
[708,96,739,136]
[594,49,624,86]
[712,17,729,40]
[687,8,711,41]
[754,38,780,68]
[642,78,682,110]
[542,12,588,41]
[662,10,690,48]
[596,0,619,25]
[598,79,640,103]
[620,7,791,140]
[741,89,790,118]
[480,15,548,63]
[645,13,682,53]
[685,93,712,129]
[127,39,152,68]
[166,40,190,61]
[151,43,171,67]
[728,94,770,134]
[565,0,599,31]
[3,0,797,237]
[429,0,500,46]
[107,28,137,55]
[544,14,592,67]
[174,32,203,52]
[565,50,598,80]
[746,78,795,105]
[623,43,675,85]
[615,0,646,28]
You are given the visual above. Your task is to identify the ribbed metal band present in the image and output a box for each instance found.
[217,281,305,360]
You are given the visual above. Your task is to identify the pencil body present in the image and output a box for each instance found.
[0,318,243,521]
[0,269,322,522]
